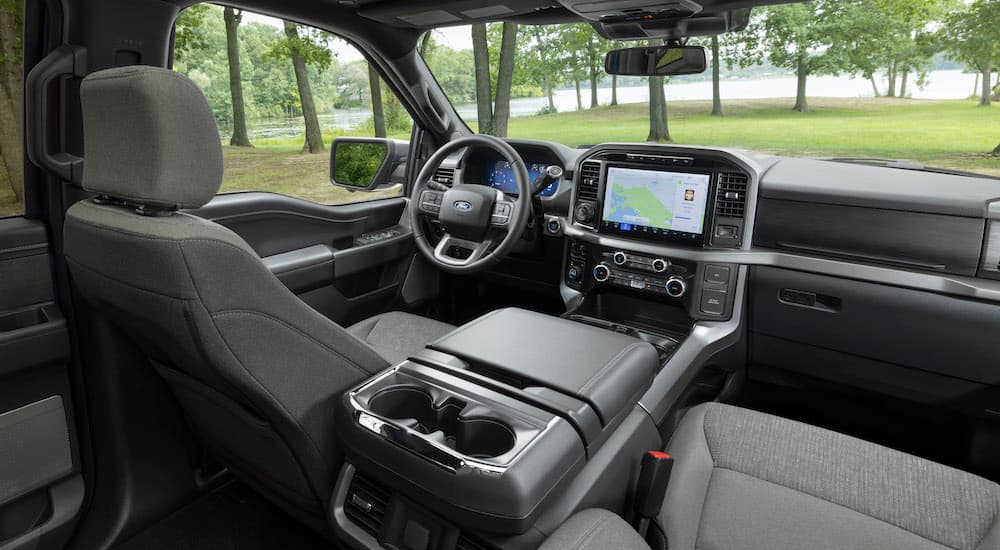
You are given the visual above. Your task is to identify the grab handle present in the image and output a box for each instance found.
[25,45,87,184]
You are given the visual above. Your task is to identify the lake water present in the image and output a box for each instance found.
[247,69,981,139]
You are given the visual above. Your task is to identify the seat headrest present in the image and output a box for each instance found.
[80,66,223,210]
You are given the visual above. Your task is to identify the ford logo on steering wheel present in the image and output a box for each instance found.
[453,200,473,211]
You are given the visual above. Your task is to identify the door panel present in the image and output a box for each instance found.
[190,192,425,326]
[0,218,83,550]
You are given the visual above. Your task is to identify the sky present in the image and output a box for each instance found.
[240,11,473,62]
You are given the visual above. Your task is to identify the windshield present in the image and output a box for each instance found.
[421,1,1000,178]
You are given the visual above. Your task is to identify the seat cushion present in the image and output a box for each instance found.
[661,403,1000,550]
[539,509,650,550]
[347,312,456,365]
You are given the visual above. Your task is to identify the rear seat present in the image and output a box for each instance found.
[541,402,1000,550]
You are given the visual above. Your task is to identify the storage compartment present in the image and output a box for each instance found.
[338,361,586,534]
[0,307,48,333]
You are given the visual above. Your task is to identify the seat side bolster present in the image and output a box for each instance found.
[539,509,649,550]
[977,513,1000,550]
[660,403,715,550]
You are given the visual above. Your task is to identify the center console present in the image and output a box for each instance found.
[335,309,660,548]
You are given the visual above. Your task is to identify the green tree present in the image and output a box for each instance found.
[277,21,331,152]
[647,41,670,142]
[368,64,386,137]
[711,35,723,116]
[942,0,1000,107]
[470,22,519,137]
[174,4,212,63]
[223,7,252,147]
[0,0,22,204]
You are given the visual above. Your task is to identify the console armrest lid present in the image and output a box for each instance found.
[430,308,658,425]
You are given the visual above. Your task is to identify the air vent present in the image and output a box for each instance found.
[433,167,455,186]
[715,172,749,219]
[344,473,390,537]
[577,161,601,203]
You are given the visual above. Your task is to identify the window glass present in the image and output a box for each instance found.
[422,6,1000,178]
[0,1,24,217]
[173,5,412,204]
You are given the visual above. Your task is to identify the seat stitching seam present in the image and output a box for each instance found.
[211,309,371,377]
[567,513,611,550]
[176,242,335,504]
[693,412,715,550]
[712,466,956,548]
[64,257,192,300]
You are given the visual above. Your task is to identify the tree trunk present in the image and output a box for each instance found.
[981,67,992,107]
[224,8,252,147]
[471,23,494,135]
[886,62,897,98]
[589,69,599,109]
[368,64,386,138]
[284,22,324,153]
[544,76,555,110]
[869,76,881,97]
[973,72,980,98]
[611,75,618,106]
[711,35,722,117]
[900,69,909,98]
[492,23,518,137]
[574,78,582,111]
[0,2,24,203]
[647,76,670,142]
[419,32,432,57]
[793,55,808,113]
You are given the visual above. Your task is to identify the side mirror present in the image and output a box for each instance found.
[605,45,707,77]
[330,137,397,191]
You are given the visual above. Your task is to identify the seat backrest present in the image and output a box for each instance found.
[63,66,389,520]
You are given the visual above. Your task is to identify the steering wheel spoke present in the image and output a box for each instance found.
[418,189,445,218]
[433,234,493,267]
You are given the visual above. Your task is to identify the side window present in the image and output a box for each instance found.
[0,1,23,217]
[173,5,412,205]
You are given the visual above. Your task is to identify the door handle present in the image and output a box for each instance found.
[25,45,88,184]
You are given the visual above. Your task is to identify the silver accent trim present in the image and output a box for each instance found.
[613,251,627,265]
[563,220,1000,303]
[665,276,687,298]
[981,220,1000,275]
[433,235,492,267]
[652,258,668,273]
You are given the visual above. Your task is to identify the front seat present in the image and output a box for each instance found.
[63,66,454,530]
[541,403,1000,550]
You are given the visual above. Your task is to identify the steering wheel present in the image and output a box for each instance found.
[410,135,531,274]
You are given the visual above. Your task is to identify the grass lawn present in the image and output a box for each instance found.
[1,97,997,217]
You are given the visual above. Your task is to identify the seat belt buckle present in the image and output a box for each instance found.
[634,450,674,535]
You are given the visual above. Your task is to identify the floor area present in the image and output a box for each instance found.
[114,483,333,550]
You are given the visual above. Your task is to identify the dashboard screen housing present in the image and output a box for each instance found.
[599,165,712,246]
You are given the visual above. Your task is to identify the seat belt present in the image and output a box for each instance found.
[634,450,674,539]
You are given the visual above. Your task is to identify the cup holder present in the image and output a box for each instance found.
[367,386,516,459]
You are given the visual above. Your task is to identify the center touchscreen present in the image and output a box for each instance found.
[601,166,711,243]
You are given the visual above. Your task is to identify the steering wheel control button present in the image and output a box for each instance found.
[704,265,731,284]
[491,201,513,226]
[593,264,611,282]
[652,258,669,273]
[420,190,443,213]
[700,289,727,315]
[665,276,688,298]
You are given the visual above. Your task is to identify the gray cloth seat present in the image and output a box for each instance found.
[347,311,456,365]
[542,402,1000,550]
[63,66,453,531]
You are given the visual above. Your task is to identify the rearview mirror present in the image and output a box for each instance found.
[330,137,396,191]
[605,45,707,77]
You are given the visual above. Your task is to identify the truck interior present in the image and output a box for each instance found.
[1,0,998,549]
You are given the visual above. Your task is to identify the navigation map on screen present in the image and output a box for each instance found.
[602,167,711,236]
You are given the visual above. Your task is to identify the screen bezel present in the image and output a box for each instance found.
[598,164,714,247]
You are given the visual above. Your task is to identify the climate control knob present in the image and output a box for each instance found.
[575,203,595,223]
[613,251,628,266]
[593,264,611,282]
[652,258,669,273]
[665,276,687,298]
